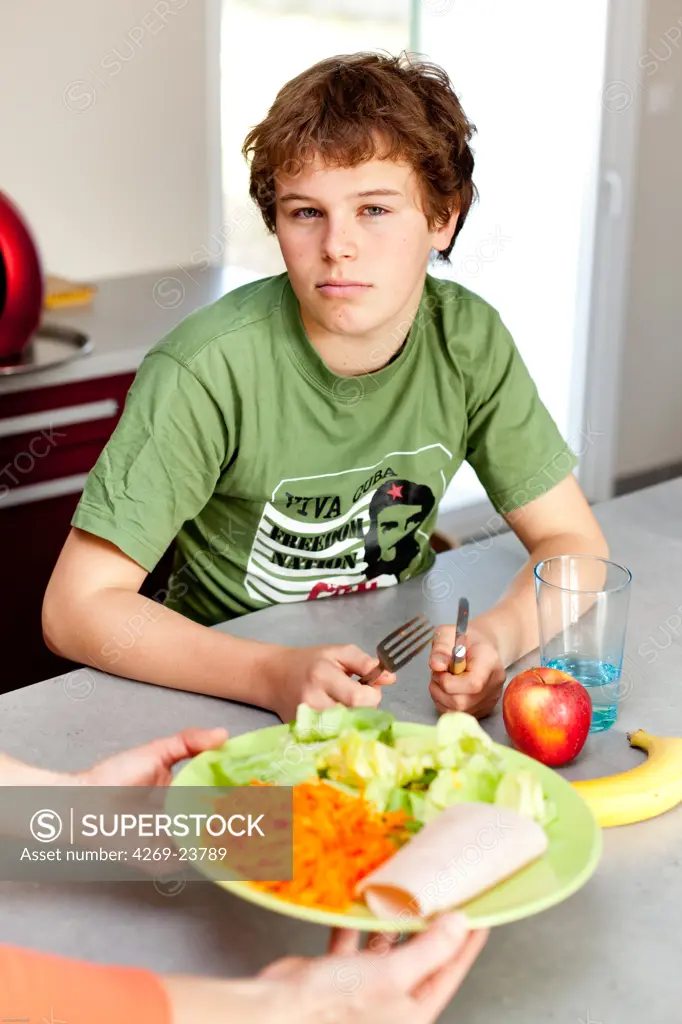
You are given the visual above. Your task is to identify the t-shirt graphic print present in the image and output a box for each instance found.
[244,445,449,605]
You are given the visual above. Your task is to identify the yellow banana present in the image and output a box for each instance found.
[572,729,682,827]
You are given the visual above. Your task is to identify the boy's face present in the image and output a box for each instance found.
[274,152,457,347]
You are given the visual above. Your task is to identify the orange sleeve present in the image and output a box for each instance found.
[0,944,171,1024]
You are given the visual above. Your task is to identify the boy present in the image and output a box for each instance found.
[43,53,607,722]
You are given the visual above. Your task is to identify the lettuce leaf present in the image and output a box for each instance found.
[435,712,495,768]
[421,752,505,823]
[422,769,466,823]
[459,753,504,802]
[210,725,333,787]
[383,786,428,827]
[494,769,555,826]
[346,707,395,741]
[211,704,553,834]
[318,733,400,789]
[211,741,319,787]
[291,704,348,742]
[393,734,438,787]
[363,775,396,813]
[290,704,394,744]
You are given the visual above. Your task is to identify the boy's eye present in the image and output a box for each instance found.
[292,207,320,219]
[290,205,388,220]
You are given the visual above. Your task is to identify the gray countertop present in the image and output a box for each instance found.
[0,264,262,395]
[1,477,681,1022]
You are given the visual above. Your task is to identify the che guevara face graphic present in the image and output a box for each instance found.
[364,479,436,582]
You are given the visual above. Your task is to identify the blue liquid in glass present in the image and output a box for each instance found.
[544,656,620,733]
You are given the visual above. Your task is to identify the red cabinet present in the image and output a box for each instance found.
[0,372,151,691]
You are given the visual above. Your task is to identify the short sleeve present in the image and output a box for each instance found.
[0,944,171,1024]
[72,350,230,571]
[465,313,578,515]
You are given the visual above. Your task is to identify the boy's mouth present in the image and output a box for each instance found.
[316,280,372,298]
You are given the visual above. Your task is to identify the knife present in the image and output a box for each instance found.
[449,597,469,675]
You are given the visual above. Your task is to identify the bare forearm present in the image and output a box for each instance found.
[0,755,74,843]
[44,588,280,708]
[472,531,609,668]
[0,753,68,787]
[162,976,285,1024]
[162,974,323,1024]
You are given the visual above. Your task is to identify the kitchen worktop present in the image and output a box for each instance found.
[0,264,263,396]
[1,476,681,1022]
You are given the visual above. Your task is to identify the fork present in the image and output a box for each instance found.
[359,613,435,685]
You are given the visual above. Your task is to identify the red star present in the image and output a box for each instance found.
[387,483,403,500]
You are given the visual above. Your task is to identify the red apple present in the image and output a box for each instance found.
[502,667,591,767]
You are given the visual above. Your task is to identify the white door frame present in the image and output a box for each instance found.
[577,0,649,503]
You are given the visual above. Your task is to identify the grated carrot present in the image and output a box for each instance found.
[248,779,411,912]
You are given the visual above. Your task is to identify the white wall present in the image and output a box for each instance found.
[0,0,221,281]
[615,0,682,478]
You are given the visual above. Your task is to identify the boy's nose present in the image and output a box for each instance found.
[321,219,357,260]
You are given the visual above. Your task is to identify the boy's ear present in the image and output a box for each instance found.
[432,207,460,250]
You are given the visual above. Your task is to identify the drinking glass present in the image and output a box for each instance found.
[533,554,632,733]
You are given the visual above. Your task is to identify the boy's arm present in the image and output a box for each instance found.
[430,305,609,717]
[471,473,608,666]
[429,474,608,717]
[42,529,394,721]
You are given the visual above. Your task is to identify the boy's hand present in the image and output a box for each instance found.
[429,625,506,719]
[262,644,396,723]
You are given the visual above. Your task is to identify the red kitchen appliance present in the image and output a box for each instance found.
[0,191,44,361]
[0,191,90,374]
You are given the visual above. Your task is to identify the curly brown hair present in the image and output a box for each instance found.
[241,51,478,261]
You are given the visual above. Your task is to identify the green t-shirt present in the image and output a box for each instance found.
[72,273,577,625]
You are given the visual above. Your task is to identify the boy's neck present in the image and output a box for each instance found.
[299,275,426,378]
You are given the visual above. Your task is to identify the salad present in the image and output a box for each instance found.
[209,704,555,831]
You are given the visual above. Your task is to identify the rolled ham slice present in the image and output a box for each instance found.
[357,802,548,921]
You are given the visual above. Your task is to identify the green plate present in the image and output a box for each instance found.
[170,721,602,930]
